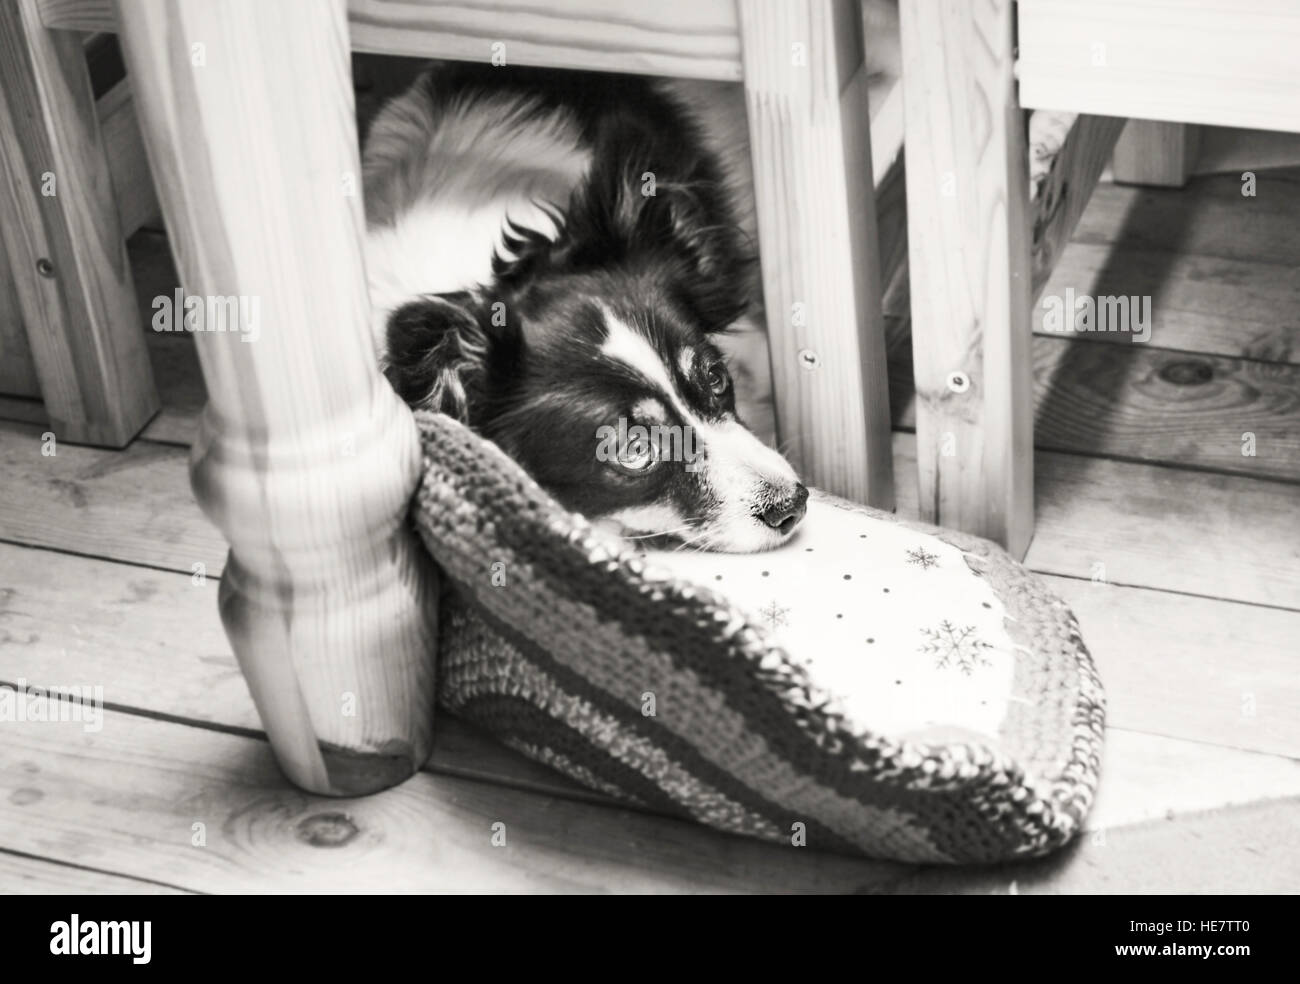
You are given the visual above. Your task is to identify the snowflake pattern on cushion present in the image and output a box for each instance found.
[759,599,791,629]
[906,546,940,569]
[643,495,1021,743]
[919,620,994,674]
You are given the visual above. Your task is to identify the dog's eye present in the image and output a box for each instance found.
[706,364,730,397]
[615,436,658,474]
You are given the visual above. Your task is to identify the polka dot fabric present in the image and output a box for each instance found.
[412,412,1106,862]
[644,497,1022,748]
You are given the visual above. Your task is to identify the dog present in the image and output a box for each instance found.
[362,62,806,552]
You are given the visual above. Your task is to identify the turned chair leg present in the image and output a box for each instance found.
[0,0,158,447]
[116,0,440,795]
[898,0,1034,558]
[737,0,894,509]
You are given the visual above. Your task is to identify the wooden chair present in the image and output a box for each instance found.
[0,5,159,446]
[1,0,900,793]
[897,0,1300,559]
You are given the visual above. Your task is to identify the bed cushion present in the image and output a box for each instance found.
[411,411,1105,863]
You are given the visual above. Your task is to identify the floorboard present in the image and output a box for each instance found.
[0,850,191,894]
[878,796,1300,894]
[0,542,602,806]
[1036,242,1300,363]
[2,673,1294,893]
[0,420,226,574]
[0,710,913,894]
[1049,575,1300,758]
[891,437,1300,608]
[888,321,1300,484]
[1086,730,1300,833]
[1073,169,1300,268]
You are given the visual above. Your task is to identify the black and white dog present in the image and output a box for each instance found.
[362,63,806,552]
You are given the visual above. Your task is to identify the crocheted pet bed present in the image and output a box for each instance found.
[412,412,1105,863]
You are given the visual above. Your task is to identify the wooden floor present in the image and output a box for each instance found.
[1,167,1299,893]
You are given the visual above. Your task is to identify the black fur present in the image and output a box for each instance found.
[375,64,803,546]
[381,64,752,426]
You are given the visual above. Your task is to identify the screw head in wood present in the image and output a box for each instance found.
[798,348,820,370]
[946,371,970,393]
[36,258,55,278]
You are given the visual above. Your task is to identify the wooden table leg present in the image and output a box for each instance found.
[898,0,1034,558]
[0,0,159,447]
[115,0,440,795]
[737,0,894,509]
[1112,121,1200,188]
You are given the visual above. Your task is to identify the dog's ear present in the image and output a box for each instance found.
[506,148,751,330]
[654,178,753,330]
[382,292,516,422]
[632,172,751,329]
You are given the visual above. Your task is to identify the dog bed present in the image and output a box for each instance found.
[411,411,1105,863]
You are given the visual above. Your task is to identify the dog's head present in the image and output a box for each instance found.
[384,148,806,552]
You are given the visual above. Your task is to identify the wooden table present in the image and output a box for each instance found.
[898,0,1300,558]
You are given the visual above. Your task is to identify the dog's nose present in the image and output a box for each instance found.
[757,483,808,535]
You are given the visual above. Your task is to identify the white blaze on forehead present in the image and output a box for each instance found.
[598,305,682,401]
[678,347,696,379]
[597,308,801,552]
[600,309,797,479]
[633,397,667,424]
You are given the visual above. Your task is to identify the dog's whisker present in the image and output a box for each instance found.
[622,524,698,540]
[671,530,712,553]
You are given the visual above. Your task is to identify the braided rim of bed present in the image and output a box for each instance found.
[410,410,1106,863]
